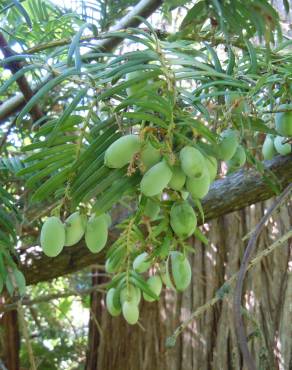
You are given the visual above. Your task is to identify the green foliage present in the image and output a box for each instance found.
[0,0,291,364]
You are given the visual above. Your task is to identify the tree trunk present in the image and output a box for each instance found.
[93,199,291,370]
[0,307,20,370]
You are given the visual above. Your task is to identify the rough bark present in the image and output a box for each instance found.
[94,198,291,370]
[0,308,20,370]
[0,33,43,122]
[20,154,292,285]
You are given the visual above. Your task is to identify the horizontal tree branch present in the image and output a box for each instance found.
[0,0,162,123]
[20,154,292,285]
[0,32,43,122]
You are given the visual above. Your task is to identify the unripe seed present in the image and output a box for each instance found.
[140,142,161,171]
[274,136,291,155]
[106,288,121,317]
[40,216,65,257]
[170,251,192,292]
[144,198,160,220]
[186,170,210,199]
[122,301,139,325]
[262,135,276,160]
[170,201,197,239]
[218,129,239,161]
[126,71,149,97]
[64,212,87,246]
[133,252,151,273]
[275,109,292,137]
[140,161,172,197]
[179,146,205,177]
[169,166,186,191]
[227,145,246,168]
[225,92,249,113]
[205,155,217,182]
[120,284,141,305]
[143,275,162,302]
[104,135,140,168]
[85,214,108,253]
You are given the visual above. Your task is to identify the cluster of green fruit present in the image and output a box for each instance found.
[105,251,191,324]
[101,127,248,323]
[40,212,110,257]
[262,110,292,159]
[104,128,246,201]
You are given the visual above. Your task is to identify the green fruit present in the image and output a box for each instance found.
[140,142,161,171]
[228,145,246,168]
[262,135,276,160]
[169,166,186,191]
[144,198,160,220]
[85,214,108,253]
[225,92,248,113]
[104,135,140,168]
[140,161,172,196]
[205,156,218,182]
[133,252,151,273]
[170,201,197,239]
[64,212,87,246]
[40,216,65,257]
[120,284,141,305]
[105,213,112,227]
[218,129,239,161]
[275,110,292,137]
[170,251,192,292]
[179,146,205,177]
[126,71,149,97]
[274,136,291,155]
[106,288,122,317]
[186,170,210,199]
[122,301,139,325]
[143,275,162,302]
[180,190,189,200]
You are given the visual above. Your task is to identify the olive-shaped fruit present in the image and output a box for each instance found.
[104,135,140,168]
[126,71,149,97]
[169,166,186,191]
[275,110,292,137]
[120,284,141,305]
[143,275,162,302]
[85,214,108,253]
[170,202,197,239]
[122,301,139,325]
[133,252,151,273]
[225,92,249,113]
[144,198,160,220]
[140,142,161,171]
[179,146,205,177]
[170,251,192,292]
[274,136,291,155]
[227,145,246,168]
[140,161,172,197]
[186,170,210,199]
[180,190,189,200]
[205,155,217,182]
[40,216,65,257]
[262,135,276,160]
[218,129,239,161]
[106,288,121,317]
[64,212,87,246]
